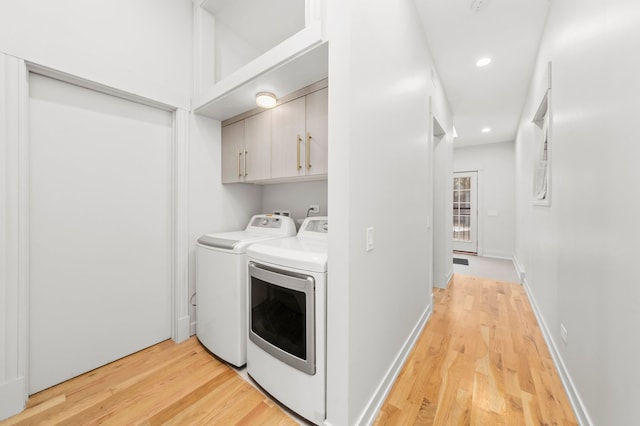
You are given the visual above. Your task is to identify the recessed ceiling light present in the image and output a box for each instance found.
[476,57,492,67]
[482,127,492,133]
[256,92,277,108]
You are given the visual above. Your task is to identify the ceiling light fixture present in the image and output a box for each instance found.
[256,92,277,108]
[482,127,492,133]
[476,57,492,67]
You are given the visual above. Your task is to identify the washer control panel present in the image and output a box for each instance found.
[249,215,284,229]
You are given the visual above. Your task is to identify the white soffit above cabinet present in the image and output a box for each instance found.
[202,0,305,53]
[193,36,327,121]
[194,0,327,122]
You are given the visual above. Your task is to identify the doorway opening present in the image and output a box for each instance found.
[453,171,477,254]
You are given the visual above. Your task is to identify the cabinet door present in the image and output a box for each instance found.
[221,120,245,183]
[305,88,328,176]
[271,96,306,179]
[244,110,272,182]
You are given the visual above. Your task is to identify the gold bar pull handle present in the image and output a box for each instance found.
[244,150,248,176]
[237,150,242,177]
[306,132,312,170]
[297,135,303,170]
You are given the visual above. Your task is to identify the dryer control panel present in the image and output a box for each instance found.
[298,217,329,239]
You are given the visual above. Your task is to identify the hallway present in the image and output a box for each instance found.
[375,274,577,425]
[453,254,520,284]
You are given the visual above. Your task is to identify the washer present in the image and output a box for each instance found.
[246,216,328,425]
[195,214,296,367]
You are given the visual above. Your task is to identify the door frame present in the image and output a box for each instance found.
[7,59,190,410]
[452,170,480,254]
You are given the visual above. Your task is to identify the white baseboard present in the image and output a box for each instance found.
[354,303,433,425]
[190,320,197,337]
[175,315,191,343]
[0,376,25,421]
[482,251,513,260]
[434,268,453,289]
[512,254,525,283]
[445,269,453,287]
[522,279,592,426]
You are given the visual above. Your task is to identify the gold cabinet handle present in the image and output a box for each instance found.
[306,132,312,170]
[244,149,248,176]
[297,135,303,170]
[237,150,242,177]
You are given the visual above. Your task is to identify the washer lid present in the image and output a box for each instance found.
[197,231,293,253]
[196,235,240,250]
[196,215,297,253]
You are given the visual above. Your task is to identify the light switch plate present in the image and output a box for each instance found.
[366,227,374,251]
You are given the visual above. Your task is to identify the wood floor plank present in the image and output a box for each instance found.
[374,274,578,426]
[1,338,294,426]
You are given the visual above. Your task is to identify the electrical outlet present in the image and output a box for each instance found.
[309,204,320,214]
[560,324,568,344]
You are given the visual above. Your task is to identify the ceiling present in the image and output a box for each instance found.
[415,0,550,147]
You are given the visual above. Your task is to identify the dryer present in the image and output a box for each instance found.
[195,214,296,367]
[246,216,328,425]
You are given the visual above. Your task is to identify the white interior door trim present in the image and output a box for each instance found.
[427,97,434,297]
[17,56,30,410]
[454,169,485,256]
[6,59,190,413]
[172,108,190,342]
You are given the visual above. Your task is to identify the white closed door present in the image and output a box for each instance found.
[453,171,478,253]
[29,74,173,393]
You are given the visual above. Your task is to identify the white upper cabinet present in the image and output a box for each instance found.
[222,82,327,184]
[221,111,272,184]
[271,87,328,179]
[271,96,306,179]
[244,110,272,182]
[193,0,327,121]
[221,120,245,183]
[305,87,328,177]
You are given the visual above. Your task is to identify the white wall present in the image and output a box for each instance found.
[514,0,640,424]
[0,0,193,108]
[432,126,454,289]
[326,0,453,423]
[214,20,261,83]
[0,53,24,421]
[455,141,515,259]
[262,180,328,222]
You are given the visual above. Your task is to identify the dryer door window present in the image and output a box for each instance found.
[249,262,315,375]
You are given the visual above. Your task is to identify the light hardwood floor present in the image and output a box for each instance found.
[1,339,296,425]
[2,274,577,425]
[374,274,578,425]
